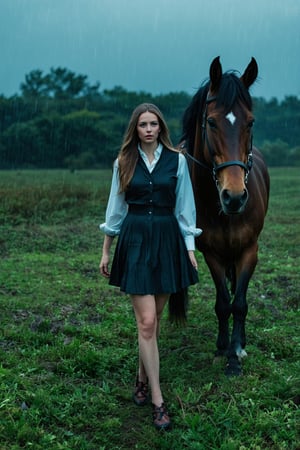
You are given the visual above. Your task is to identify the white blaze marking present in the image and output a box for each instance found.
[226,111,236,125]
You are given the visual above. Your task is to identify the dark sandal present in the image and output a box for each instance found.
[132,377,149,406]
[152,403,171,430]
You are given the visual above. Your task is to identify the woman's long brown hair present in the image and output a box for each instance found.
[118,103,175,192]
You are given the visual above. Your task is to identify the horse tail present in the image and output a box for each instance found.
[168,288,189,325]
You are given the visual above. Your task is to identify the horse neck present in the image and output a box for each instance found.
[193,121,203,160]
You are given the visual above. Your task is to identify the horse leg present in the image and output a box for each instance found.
[226,246,257,376]
[205,255,231,357]
[215,281,231,356]
[225,283,248,376]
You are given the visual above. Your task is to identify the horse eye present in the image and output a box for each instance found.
[248,119,255,128]
[207,117,217,129]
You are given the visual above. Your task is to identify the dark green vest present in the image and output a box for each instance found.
[125,148,179,210]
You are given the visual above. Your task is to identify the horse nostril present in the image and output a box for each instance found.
[221,189,231,206]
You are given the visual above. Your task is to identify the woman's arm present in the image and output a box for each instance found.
[99,159,127,236]
[99,159,127,278]
[99,234,114,278]
[175,153,202,251]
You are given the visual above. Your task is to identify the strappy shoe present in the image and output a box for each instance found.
[152,403,171,430]
[132,377,149,406]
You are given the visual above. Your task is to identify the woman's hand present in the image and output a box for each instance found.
[99,253,110,278]
[188,250,198,270]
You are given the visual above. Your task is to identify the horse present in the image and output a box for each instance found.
[180,57,270,375]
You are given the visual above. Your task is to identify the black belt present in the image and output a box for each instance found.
[128,204,174,216]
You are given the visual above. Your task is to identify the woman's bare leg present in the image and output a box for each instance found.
[137,293,168,383]
[132,294,169,406]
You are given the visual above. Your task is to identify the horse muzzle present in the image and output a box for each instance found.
[220,188,249,214]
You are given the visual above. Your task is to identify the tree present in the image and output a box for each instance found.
[1,67,299,169]
[260,139,291,167]
[102,86,153,114]
[20,68,101,99]
[20,70,49,97]
[0,121,42,168]
[253,96,300,149]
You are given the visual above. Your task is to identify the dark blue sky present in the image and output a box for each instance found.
[1,0,299,100]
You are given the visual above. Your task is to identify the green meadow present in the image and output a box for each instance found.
[0,168,299,450]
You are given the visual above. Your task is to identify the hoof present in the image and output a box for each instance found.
[225,357,242,377]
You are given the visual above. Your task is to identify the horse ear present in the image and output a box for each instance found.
[241,57,258,89]
[209,56,222,93]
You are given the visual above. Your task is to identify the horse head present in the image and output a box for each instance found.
[203,57,258,214]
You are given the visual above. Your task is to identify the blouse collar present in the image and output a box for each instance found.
[138,142,163,161]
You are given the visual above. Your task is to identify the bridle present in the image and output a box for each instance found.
[182,95,253,185]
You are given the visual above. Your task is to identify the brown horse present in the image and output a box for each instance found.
[180,57,270,375]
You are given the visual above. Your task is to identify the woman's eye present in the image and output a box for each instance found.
[138,122,159,128]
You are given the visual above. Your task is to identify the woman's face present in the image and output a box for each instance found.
[137,111,161,146]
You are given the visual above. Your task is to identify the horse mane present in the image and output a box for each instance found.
[181,71,253,154]
[181,82,209,153]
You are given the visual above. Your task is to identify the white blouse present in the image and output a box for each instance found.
[100,143,202,251]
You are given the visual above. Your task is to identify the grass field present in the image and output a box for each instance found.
[0,167,299,450]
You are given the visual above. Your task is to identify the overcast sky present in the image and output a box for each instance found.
[0,0,299,100]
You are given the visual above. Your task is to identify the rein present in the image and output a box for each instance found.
[182,95,253,185]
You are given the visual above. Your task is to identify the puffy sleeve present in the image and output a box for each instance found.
[99,159,128,236]
[175,153,202,250]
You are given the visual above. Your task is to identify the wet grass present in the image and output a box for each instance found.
[0,167,299,449]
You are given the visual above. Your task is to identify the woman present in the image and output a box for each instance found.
[99,103,201,430]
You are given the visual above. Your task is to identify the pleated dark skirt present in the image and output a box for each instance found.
[109,208,198,295]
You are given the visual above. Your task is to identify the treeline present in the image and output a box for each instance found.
[0,67,299,169]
